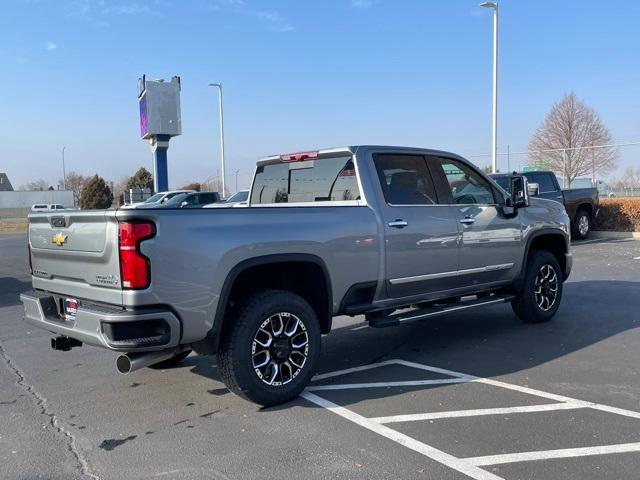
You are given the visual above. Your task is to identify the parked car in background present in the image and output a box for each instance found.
[156,192,221,208]
[204,189,248,208]
[23,145,572,406]
[121,190,195,209]
[31,204,68,212]
[490,170,599,240]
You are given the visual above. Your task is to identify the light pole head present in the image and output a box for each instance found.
[208,83,221,88]
[480,1,497,9]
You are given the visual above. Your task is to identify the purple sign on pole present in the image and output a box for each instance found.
[139,95,149,138]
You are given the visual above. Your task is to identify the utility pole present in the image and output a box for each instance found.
[61,146,67,190]
[208,83,226,198]
[480,2,499,173]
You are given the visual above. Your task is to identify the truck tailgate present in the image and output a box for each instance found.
[28,210,123,306]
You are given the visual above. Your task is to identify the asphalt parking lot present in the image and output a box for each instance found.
[1,233,639,480]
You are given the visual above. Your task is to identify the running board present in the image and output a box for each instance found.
[366,294,514,328]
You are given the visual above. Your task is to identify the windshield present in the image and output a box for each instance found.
[492,176,510,190]
[144,193,164,203]
[227,191,248,203]
[163,193,189,205]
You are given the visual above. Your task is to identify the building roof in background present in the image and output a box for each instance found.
[0,173,14,191]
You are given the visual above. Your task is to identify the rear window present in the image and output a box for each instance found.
[524,172,556,193]
[250,155,360,205]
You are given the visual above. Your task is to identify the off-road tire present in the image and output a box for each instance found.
[148,350,192,369]
[218,289,321,406]
[512,251,563,323]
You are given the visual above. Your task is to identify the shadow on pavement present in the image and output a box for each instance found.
[254,279,640,411]
[0,276,32,307]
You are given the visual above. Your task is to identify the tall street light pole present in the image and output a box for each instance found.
[480,1,498,173]
[208,83,226,197]
[61,146,67,190]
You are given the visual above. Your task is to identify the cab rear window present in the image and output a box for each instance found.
[250,155,360,205]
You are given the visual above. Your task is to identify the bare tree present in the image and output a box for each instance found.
[21,179,50,191]
[200,177,230,197]
[611,166,640,190]
[528,93,618,187]
[58,172,87,206]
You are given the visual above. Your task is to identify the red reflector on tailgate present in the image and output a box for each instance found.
[118,222,155,289]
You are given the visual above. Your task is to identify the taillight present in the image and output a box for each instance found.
[28,239,32,274]
[118,222,155,290]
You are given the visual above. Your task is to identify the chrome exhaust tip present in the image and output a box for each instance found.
[116,349,181,374]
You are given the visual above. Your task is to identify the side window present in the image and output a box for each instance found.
[433,158,496,205]
[373,154,437,205]
[525,173,556,193]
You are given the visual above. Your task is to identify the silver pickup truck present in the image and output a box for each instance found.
[21,146,572,405]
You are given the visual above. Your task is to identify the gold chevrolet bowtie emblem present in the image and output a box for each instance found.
[52,233,68,246]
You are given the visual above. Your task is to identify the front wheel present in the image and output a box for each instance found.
[218,290,321,406]
[512,251,563,323]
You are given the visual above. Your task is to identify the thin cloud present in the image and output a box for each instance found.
[255,11,293,32]
[44,41,57,51]
[351,0,374,8]
[66,0,156,17]
[200,0,293,32]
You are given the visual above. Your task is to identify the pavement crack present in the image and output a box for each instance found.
[0,340,99,479]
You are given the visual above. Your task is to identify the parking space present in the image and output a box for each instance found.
[1,235,640,479]
[304,359,640,480]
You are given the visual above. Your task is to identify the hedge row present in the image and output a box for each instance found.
[594,198,640,232]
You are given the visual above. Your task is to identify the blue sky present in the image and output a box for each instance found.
[1,0,639,190]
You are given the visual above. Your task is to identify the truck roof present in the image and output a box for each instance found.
[257,145,466,166]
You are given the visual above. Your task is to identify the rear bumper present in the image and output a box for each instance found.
[20,291,181,352]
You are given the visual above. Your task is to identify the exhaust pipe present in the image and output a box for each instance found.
[116,349,181,374]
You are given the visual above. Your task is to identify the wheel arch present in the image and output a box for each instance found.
[515,230,569,291]
[574,203,593,220]
[200,254,333,354]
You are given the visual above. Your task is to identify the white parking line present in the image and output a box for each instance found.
[370,402,585,424]
[306,377,469,391]
[465,442,640,466]
[312,359,401,381]
[301,391,504,480]
[304,359,640,478]
[351,324,369,331]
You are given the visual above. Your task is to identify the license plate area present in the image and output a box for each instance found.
[64,298,79,320]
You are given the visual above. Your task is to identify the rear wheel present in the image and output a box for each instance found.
[218,290,321,406]
[572,210,591,240]
[512,251,563,323]
[148,350,192,369]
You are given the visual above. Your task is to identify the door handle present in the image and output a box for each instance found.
[388,219,408,228]
[459,217,476,225]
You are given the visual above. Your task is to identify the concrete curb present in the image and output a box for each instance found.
[591,231,640,240]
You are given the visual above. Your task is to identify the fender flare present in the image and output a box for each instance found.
[200,253,333,354]
[515,229,569,290]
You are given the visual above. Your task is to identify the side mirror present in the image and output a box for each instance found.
[527,182,540,196]
[510,175,529,208]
